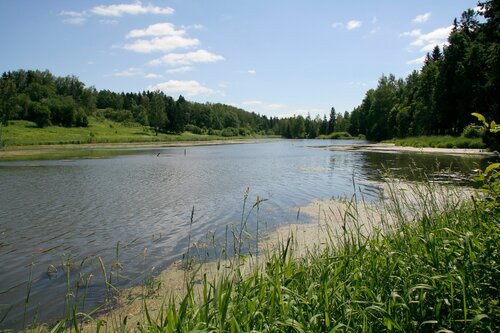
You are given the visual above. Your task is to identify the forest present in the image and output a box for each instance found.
[349,1,499,144]
[0,1,498,145]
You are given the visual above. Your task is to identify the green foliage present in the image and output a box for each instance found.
[385,135,486,149]
[349,3,500,142]
[317,131,353,139]
[28,102,51,128]
[471,112,500,213]
[221,127,239,137]
[0,70,279,138]
[462,124,484,138]
[185,124,205,135]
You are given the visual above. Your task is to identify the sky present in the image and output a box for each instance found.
[0,0,480,119]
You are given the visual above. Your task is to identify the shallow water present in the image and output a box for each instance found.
[0,139,490,329]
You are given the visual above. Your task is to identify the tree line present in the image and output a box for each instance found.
[0,67,351,139]
[349,0,499,143]
[0,69,282,137]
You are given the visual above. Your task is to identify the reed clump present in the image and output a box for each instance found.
[125,180,499,332]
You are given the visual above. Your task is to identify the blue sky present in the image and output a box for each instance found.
[0,0,479,118]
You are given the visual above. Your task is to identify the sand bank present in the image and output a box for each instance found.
[324,142,495,156]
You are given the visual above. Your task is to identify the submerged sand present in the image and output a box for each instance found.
[323,142,495,156]
[80,180,474,331]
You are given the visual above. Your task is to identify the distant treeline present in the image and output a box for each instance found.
[0,70,281,136]
[0,67,346,138]
[349,1,499,143]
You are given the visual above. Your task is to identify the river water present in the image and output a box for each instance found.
[0,140,490,329]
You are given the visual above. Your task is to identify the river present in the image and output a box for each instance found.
[0,139,490,329]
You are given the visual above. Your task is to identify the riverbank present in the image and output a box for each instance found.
[73,179,498,332]
[323,142,496,156]
[0,139,267,161]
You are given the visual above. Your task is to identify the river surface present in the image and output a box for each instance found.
[0,139,490,329]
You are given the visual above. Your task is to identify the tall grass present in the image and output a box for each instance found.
[134,181,498,332]
[6,178,499,332]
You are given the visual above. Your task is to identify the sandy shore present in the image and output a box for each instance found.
[324,142,495,156]
[0,139,266,160]
[80,180,473,331]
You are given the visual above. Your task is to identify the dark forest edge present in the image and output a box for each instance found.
[1,1,499,150]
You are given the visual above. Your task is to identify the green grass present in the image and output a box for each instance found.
[129,183,497,332]
[12,178,497,332]
[0,118,249,147]
[317,132,358,140]
[385,135,486,149]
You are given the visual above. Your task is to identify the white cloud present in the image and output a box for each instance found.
[247,69,256,74]
[144,73,163,79]
[150,49,224,66]
[149,80,214,96]
[166,66,193,74]
[110,67,144,77]
[126,23,185,38]
[91,1,174,17]
[413,12,432,24]
[399,29,422,37]
[372,16,378,24]
[346,20,362,30]
[265,103,286,110]
[60,10,87,24]
[60,10,84,17]
[332,20,362,30]
[100,19,119,25]
[63,17,86,24]
[401,26,452,54]
[123,35,200,53]
[406,55,426,65]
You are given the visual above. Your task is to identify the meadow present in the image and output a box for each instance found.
[0,118,236,147]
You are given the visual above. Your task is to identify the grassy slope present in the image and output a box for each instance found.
[385,135,486,149]
[138,188,497,332]
[0,118,240,147]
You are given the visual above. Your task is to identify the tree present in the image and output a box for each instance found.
[0,78,17,125]
[328,107,336,133]
[28,101,51,128]
[149,91,167,135]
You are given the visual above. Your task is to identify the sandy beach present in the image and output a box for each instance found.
[323,142,495,156]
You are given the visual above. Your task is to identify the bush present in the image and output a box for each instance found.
[97,108,134,123]
[185,124,205,135]
[221,127,239,137]
[462,124,483,138]
[28,101,51,128]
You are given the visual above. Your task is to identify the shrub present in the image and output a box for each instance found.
[185,124,205,135]
[221,127,239,137]
[462,124,483,138]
